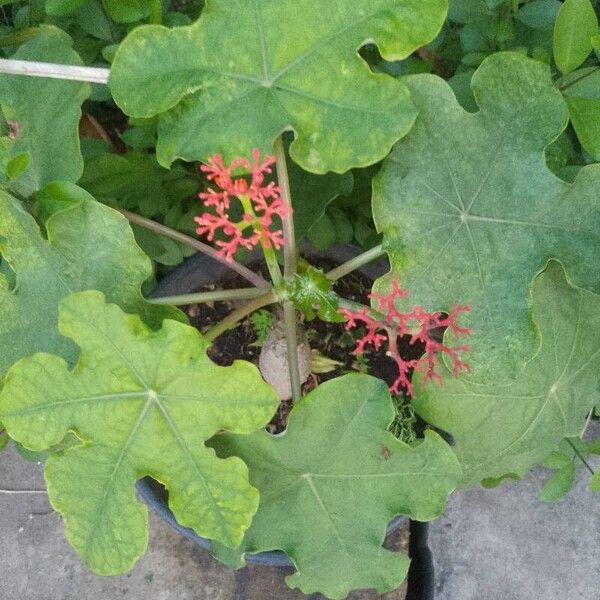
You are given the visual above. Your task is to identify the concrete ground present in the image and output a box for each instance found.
[2,425,598,600]
[0,444,406,600]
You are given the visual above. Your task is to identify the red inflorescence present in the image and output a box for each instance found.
[194,149,291,261]
[339,281,472,396]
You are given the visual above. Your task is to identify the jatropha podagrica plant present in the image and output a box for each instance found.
[193,151,472,400]
[1,0,600,598]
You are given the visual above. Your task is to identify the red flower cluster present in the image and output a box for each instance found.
[340,280,472,396]
[194,150,291,261]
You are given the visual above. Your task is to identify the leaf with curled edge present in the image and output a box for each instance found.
[0,291,279,574]
[373,52,600,381]
[413,261,600,488]
[0,182,183,384]
[109,0,448,173]
[210,374,460,599]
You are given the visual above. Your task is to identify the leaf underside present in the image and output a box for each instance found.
[413,261,600,487]
[211,374,460,599]
[109,0,448,173]
[0,292,279,574]
[373,52,600,380]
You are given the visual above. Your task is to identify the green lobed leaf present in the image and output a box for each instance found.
[289,153,354,242]
[0,26,90,196]
[0,291,279,574]
[517,0,562,31]
[0,426,8,452]
[0,183,183,383]
[109,0,448,173]
[539,462,575,502]
[104,0,152,23]
[591,470,600,492]
[211,374,460,599]
[553,0,598,74]
[372,52,600,380]
[413,261,600,487]
[45,0,88,16]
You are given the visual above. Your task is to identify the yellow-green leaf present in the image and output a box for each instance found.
[0,291,279,574]
[0,183,183,383]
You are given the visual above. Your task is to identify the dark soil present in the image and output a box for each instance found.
[183,257,425,434]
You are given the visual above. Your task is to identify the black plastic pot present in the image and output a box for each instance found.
[136,244,434,594]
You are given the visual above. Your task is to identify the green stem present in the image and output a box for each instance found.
[274,136,302,402]
[204,292,277,342]
[325,244,385,282]
[239,194,283,287]
[261,243,284,287]
[566,438,595,475]
[274,137,297,279]
[148,287,270,306]
[283,300,303,401]
[149,0,163,24]
[558,66,600,92]
[118,209,270,289]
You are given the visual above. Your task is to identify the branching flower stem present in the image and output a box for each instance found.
[119,209,270,289]
[274,137,302,403]
[148,287,270,306]
[325,244,385,282]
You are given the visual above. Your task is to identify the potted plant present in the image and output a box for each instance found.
[0,1,599,598]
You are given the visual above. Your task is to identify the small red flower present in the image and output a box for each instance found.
[195,150,291,261]
[340,280,471,396]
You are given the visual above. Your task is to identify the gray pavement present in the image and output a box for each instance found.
[2,425,599,600]
[0,444,406,600]
[429,423,600,600]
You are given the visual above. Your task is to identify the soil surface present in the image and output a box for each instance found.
[182,258,424,434]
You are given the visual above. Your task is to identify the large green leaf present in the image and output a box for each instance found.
[0,26,90,196]
[372,52,600,380]
[559,67,600,160]
[288,153,354,242]
[109,0,448,173]
[211,374,460,599]
[553,0,597,74]
[0,291,279,574]
[413,261,600,488]
[0,183,182,383]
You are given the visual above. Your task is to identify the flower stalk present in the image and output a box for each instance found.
[120,209,270,289]
[326,244,385,282]
[274,138,302,402]
[204,292,278,342]
[148,287,270,306]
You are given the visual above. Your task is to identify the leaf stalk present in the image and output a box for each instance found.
[148,287,271,306]
[118,209,270,289]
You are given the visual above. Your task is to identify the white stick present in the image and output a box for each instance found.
[0,59,109,84]
[0,488,47,494]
